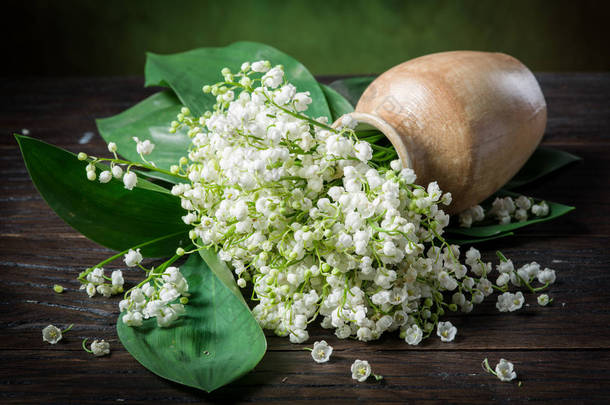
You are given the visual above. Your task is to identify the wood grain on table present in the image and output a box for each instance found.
[1,74,609,404]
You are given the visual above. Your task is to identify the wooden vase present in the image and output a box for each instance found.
[333,51,547,214]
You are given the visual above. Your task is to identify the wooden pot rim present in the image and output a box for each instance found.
[332,112,413,170]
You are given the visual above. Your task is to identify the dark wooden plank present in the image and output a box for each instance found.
[535,73,610,145]
[1,349,609,404]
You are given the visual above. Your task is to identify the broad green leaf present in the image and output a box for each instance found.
[117,253,266,393]
[446,190,574,238]
[319,83,354,122]
[328,76,376,107]
[96,91,190,184]
[16,134,190,257]
[145,41,331,120]
[199,247,245,305]
[504,146,582,190]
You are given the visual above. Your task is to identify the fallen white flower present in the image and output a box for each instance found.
[495,358,517,382]
[537,294,551,306]
[42,325,63,344]
[351,359,372,382]
[311,340,333,363]
[91,339,110,357]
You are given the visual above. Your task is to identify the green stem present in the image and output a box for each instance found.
[533,282,550,292]
[62,324,74,334]
[496,251,508,262]
[94,157,186,179]
[492,284,508,293]
[514,272,537,293]
[482,358,497,376]
[123,247,192,300]
[78,231,187,282]
[82,338,93,353]
[153,251,186,275]
[262,92,336,132]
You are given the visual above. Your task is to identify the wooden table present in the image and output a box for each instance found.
[1,74,609,404]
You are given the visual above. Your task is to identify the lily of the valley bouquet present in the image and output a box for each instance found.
[17,42,578,392]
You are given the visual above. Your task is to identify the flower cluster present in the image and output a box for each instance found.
[164,60,557,345]
[78,267,124,298]
[169,61,468,343]
[76,138,191,328]
[458,195,549,228]
[492,252,556,311]
[119,266,189,327]
[78,141,141,190]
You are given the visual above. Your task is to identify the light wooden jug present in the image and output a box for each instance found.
[333,51,547,214]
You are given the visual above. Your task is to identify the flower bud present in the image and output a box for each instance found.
[99,171,112,184]
[123,171,137,190]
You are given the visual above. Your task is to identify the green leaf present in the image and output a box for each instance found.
[504,146,582,189]
[145,41,331,120]
[446,190,574,238]
[328,76,376,107]
[96,91,191,184]
[16,134,190,257]
[319,83,354,121]
[117,253,266,393]
[199,248,245,305]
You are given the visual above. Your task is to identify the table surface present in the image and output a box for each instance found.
[1,74,609,404]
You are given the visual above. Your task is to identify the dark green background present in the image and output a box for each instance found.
[3,0,609,76]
